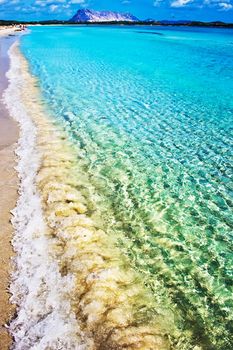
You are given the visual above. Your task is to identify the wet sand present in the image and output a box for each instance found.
[0,32,19,349]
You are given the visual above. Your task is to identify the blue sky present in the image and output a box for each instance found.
[0,0,233,22]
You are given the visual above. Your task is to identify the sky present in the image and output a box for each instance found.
[0,0,233,22]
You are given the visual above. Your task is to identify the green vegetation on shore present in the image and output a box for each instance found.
[1,19,233,28]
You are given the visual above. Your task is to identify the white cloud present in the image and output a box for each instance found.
[203,0,233,10]
[49,4,58,12]
[121,0,131,4]
[33,0,83,13]
[218,1,233,9]
[69,0,86,3]
[35,0,65,6]
[170,0,193,7]
[150,0,233,10]
[153,0,163,6]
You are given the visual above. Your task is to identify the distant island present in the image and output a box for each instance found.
[70,9,139,23]
[1,8,233,28]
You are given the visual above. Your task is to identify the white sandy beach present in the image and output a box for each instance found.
[0,26,19,350]
[0,27,15,37]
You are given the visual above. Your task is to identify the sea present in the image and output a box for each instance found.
[7,25,233,349]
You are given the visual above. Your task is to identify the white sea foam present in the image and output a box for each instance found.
[3,42,87,350]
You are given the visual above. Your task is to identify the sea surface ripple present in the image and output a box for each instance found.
[17,25,233,349]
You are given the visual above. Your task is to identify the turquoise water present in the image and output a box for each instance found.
[21,26,233,349]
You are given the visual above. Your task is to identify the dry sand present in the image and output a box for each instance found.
[0,29,19,349]
[0,28,16,37]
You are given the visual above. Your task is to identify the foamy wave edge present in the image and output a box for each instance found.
[3,41,87,350]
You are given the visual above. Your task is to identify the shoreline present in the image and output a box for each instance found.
[1,24,231,349]
[0,30,19,349]
[0,30,175,348]
[4,39,178,349]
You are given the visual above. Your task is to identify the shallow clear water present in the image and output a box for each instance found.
[21,25,233,349]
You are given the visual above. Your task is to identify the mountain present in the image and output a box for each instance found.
[69,9,139,23]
